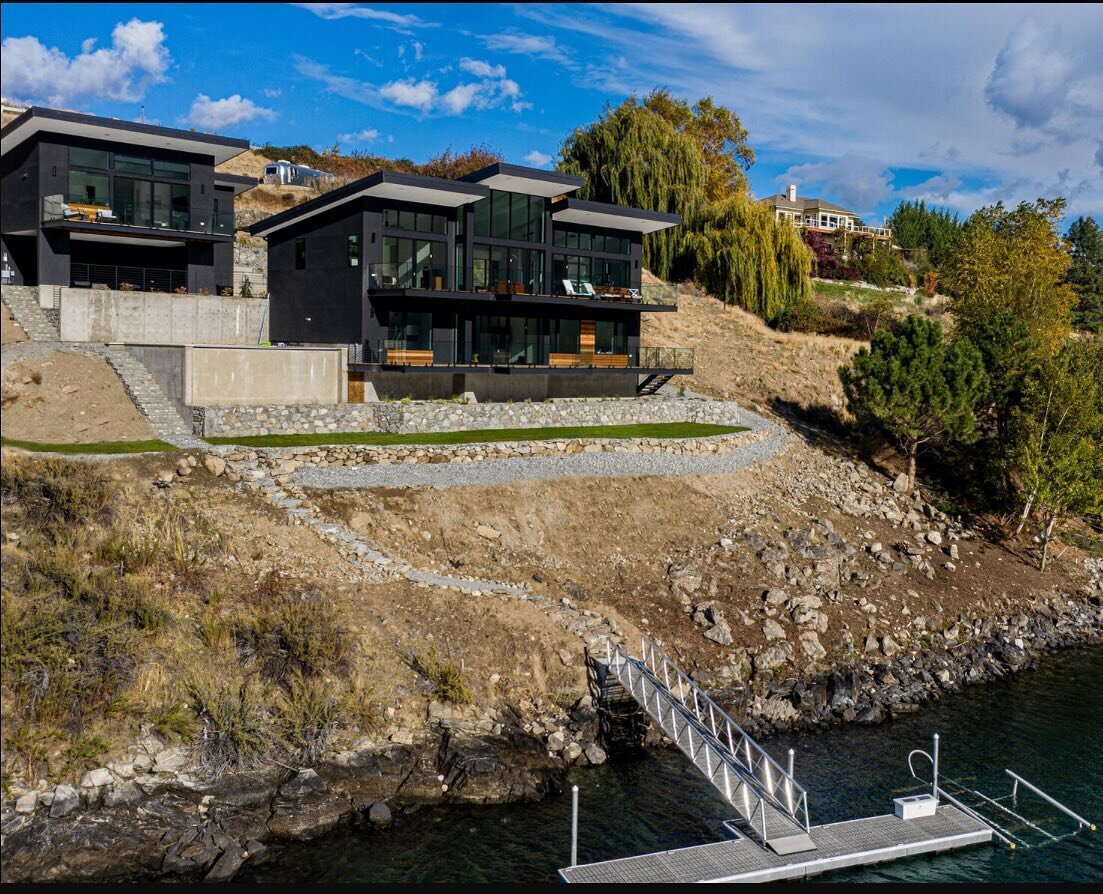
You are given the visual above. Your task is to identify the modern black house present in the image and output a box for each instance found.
[1,106,254,295]
[251,162,692,399]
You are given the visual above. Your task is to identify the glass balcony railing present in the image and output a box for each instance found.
[43,195,235,236]
[365,262,678,307]
[354,339,694,371]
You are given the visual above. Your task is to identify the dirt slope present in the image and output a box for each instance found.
[642,283,863,419]
[1,352,153,442]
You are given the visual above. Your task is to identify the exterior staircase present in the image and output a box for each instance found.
[91,346,192,438]
[1,285,60,341]
[637,373,674,395]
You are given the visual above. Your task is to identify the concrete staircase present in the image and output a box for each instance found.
[1,285,60,341]
[91,346,192,438]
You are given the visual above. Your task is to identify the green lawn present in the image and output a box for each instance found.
[1,437,178,455]
[813,280,901,304]
[204,422,748,449]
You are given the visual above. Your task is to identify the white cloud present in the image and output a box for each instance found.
[295,3,436,32]
[460,57,506,79]
[902,174,963,202]
[778,156,895,220]
[985,20,1077,129]
[186,94,275,131]
[338,128,379,144]
[260,87,282,98]
[523,149,553,168]
[378,78,438,113]
[1,18,170,106]
[297,54,530,117]
[480,30,573,67]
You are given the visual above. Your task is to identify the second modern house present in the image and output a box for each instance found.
[251,162,693,400]
[760,184,892,240]
[1,106,255,294]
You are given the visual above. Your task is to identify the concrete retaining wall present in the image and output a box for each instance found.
[184,345,347,408]
[193,396,743,438]
[59,287,268,345]
[127,345,187,418]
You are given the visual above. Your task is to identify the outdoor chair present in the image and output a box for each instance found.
[96,208,118,224]
[579,281,597,297]
[61,204,84,221]
[561,279,579,296]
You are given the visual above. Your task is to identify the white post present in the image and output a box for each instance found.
[788,748,795,777]
[932,733,940,800]
[571,784,579,867]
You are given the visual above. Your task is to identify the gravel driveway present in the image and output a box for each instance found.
[294,409,789,491]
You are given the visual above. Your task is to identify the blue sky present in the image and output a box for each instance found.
[3,3,1101,225]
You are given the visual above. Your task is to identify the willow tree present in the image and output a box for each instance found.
[687,195,812,322]
[559,98,706,280]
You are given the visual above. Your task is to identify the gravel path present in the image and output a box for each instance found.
[294,409,789,491]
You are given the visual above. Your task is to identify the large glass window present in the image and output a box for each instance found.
[473,314,541,365]
[384,208,446,234]
[510,193,528,241]
[69,147,109,170]
[490,190,510,239]
[548,318,580,354]
[552,227,630,255]
[115,178,149,224]
[115,154,153,175]
[595,319,627,355]
[474,245,543,292]
[386,310,433,350]
[473,197,490,237]
[528,196,545,242]
[383,236,445,288]
[68,170,109,206]
[153,160,190,181]
[347,234,360,267]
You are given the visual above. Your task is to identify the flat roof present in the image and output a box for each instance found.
[551,197,681,234]
[461,162,582,198]
[0,106,249,165]
[214,172,259,195]
[250,170,488,237]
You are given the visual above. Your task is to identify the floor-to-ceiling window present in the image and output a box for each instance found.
[382,236,446,288]
[473,314,543,365]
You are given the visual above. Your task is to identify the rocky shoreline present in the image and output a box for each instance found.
[2,588,1100,883]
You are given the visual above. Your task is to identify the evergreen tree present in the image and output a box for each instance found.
[839,316,988,491]
[1065,216,1103,333]
[886,200,963,269]
[943,199,1076,356]
[1011,338,1103,571]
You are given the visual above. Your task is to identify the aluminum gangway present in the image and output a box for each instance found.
[603,637,816,855]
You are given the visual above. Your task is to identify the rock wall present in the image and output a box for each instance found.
[194,397,743,438]
[233,426,768,471]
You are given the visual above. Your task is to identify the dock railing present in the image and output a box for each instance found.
[605,637,811,848]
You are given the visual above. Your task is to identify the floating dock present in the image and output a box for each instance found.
[559,805,992,883]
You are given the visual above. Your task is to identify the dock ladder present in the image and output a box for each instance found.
[602,637,816,855]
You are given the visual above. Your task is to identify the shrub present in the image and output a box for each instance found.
[922,271,939,298]
[188,678,271,776]
[119,282,137,292]
[174,286,188,295]
[239,276,254,299]
[410,647,473,704]
[1,457,115,531]
[277,673,341,764]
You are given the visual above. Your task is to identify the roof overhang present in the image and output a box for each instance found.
[214,172,259,195]
[70,231,187,248]
[1,107,249,165]
[462,162,582,198]
[250,171,488,237]
[550,198,681,234]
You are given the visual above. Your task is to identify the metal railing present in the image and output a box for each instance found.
[605,637,811,848]
[778,215,892,239]
[70,263,189,293]
[638,346,693,369]
[43,195,234,235]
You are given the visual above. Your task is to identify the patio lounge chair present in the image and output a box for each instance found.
[96,208,118,224]
[61,203,84,221]
[561,279,579,296]
[579,281,597,297]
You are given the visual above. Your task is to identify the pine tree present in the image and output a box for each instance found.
[839,316,989,491]
[1065,216,1103,333]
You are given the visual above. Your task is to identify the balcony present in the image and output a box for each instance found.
[778,214,892,240]
[43,195,235,238]
[365,263,677,308]
[351,340,693,373]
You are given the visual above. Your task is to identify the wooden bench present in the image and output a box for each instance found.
[592,354,629,368]
[549,353,583,368]
[384,349,434,366]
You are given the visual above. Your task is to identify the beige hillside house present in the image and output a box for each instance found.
[760,184,892,240]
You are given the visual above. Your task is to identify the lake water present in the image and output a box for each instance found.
[241,646,1103,884]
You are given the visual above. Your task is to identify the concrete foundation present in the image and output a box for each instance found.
[358,371,638,402]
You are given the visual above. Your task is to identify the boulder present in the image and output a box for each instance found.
[49,784,79,818]
[279,768,328,798]
[704,618,733,646]
[880,635,901,657]
[202,455,226,477]
[80,767,113,788]
[204,840,245,883]
[799,631,826,660]
[546,731,567,752]
[563,742,583,762]
[14,792,38,814]
[475,525,501,540]
[763,588,788,606]
[893,473,910,493]
[368,801,393,828]
[926,530,943,546]
[584,745,607,766]
[763,619,787,641]
[153,747,190,774]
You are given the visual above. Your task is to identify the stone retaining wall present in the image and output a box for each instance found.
[194,397,743,438]
[230,426,768,471]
